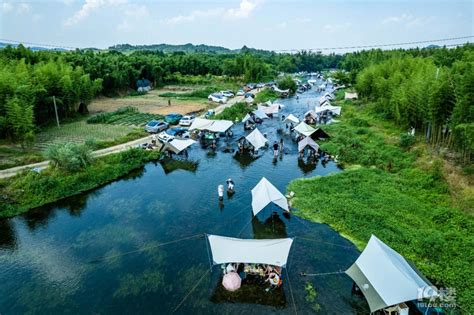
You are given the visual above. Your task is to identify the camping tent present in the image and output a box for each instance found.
[251,177,289,216]
[346,235,439,313]
[165,139,196,154]
[189,118,214,131]
[258,104,280,115]
[189,118,233,133]
[242,109,269,123]
[208,120,233,133]
[298,137,319,152]
[283,114,300,124]
[245,128,267,151]
[207,235,294,267]
[294,122,316,137]
[315,105,341,116]
[312,128,330,140]
[304,110,316,119]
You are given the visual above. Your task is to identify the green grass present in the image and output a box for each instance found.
[87,106,163,126]
[35,120,136,150]
[288,98,474,312]
[214,102,254,122]
[254,88,279,104]
[0,148,161,218]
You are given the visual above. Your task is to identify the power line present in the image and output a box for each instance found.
[275,35,474,52]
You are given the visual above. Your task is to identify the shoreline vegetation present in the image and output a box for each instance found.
[288,94,473,312]
[0,148,161,218]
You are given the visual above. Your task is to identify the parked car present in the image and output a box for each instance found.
[208,94,227,104]
[164,113,183,125]
[244,92,255,99]
[158,127,190,143]
[256,83,265,88]
[236,89,245,96]
[179,115,195,126]
[145,120,168,133]
[220,90,235,98]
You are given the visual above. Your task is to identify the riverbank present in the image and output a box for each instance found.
[288,96,474,312]
[0,148,161,218]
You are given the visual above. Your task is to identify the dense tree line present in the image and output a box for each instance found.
[0,43,471,162]
[346,45,473,162]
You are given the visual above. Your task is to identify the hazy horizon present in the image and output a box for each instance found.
[1,0,473,53]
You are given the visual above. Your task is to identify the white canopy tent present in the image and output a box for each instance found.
[242,109,269,123]
[298,137,319,152]
[165,139,196,154]
[346,235,439,313]
[251,177,289,216]
[207,235,294,267]
[283,114,300,124]
[258,104,280,115]
[272,86,290,94]
[189,118,214,131]
[304,110,316,119]
[189,118,233,133]
[208,120,233,133]
[294,122,316,137]
[245,128,268,151]
[315,105,341,116]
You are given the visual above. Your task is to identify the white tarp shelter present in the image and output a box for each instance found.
[298,137,319,152]
[345,92,358,100]
[251,177,289,216]
[189,118,214,131]
[346,235,439,313]
[258,104,280,115]
[166,139,196,154]
[315,105,341,116]
[208,120,233,133]
[189,118,233,133]
[272,86,290,94]
[245,128,267,151]
[207,235,294,267]
[242,109,269,123]
[283,114,300,124]
[294,122,316,137]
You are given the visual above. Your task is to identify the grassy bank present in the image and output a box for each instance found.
[254,88,279,103]
[288,98,474,312]
[214,102,254,122]
[0,148,160,218]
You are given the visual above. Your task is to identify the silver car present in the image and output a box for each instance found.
[145,120,168,133]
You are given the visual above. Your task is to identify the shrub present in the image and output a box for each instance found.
[400,133,415,149]
[277,75,297,94]
[44,142,93,172]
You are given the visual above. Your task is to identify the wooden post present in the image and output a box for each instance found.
[53,96,60,128]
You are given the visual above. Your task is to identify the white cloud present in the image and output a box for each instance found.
[65,0,128,25]
[2,2,14,12]
[162,0,260,25]
[226,0,258,18]
[17,3,31,14]
[382,13,435,28]
[163,8,224,25]
[323,22,352,32]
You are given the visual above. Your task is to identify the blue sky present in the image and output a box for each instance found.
[1,0,473,51]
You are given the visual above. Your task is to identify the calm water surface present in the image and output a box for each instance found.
[0,83,369,314]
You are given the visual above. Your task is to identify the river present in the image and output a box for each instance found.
[0,82,369,314]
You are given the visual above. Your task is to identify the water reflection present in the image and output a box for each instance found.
[252,212,288,239]
[0,219,17,250]
[297,158,317,174]
[159,158,199,174]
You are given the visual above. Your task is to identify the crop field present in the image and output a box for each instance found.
[34,121,136,150]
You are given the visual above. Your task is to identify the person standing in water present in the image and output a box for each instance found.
[279,138,284,152]
[273,141,279,157]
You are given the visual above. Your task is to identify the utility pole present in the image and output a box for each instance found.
[53,96,60,128]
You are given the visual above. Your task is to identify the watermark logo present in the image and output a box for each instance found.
[417,285,457,309]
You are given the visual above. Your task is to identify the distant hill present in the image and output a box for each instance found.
[108,43,236,54]
[0,42,68,51]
